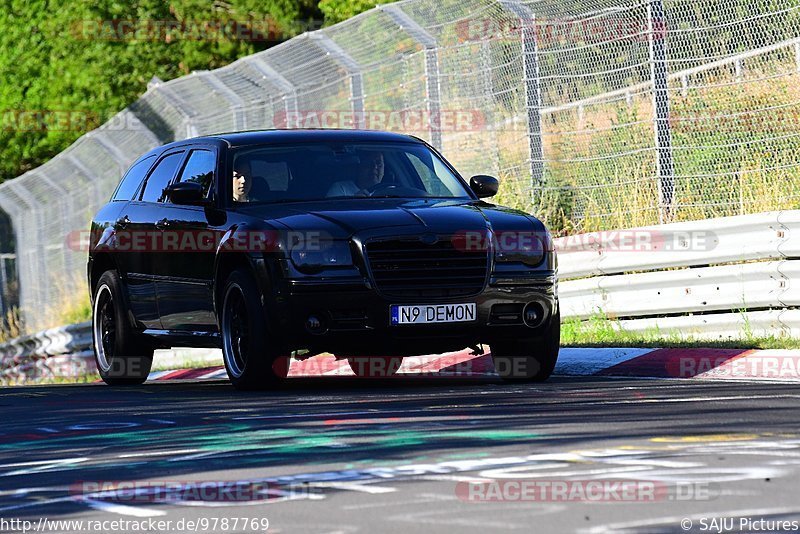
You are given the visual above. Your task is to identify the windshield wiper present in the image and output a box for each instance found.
[264,198,321,204]
[368,195,421,199]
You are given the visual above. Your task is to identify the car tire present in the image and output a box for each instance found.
[347,356,403,378]
[490,307,560,382]
[221,269,290,390]
[92,271,154,385]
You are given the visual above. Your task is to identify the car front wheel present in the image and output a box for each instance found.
[221,269,289,390]
[490,308,560,382]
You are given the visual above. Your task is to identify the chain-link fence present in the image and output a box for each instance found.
[0,0,798,330]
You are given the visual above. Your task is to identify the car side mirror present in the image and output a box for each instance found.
[164,182,207,205]
[470,175,499,198]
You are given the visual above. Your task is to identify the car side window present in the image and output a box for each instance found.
[140,152,185,203]
[112,156,155,202]
[176,149,215,199]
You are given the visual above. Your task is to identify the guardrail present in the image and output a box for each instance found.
[1,210,797,381]
[555,211,800,280]
[557,210,800,338]
[0,321,93,384]
[561,260,798,318]
[614,310,800,339]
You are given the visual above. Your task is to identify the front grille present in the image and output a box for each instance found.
[366,236,488,299]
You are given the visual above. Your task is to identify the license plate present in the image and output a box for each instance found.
[390,303,477,325]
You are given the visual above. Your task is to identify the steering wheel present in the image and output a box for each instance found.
[368,183,429,197]
[367,182,400,196]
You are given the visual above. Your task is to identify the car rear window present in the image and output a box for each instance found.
[112,155,155,202]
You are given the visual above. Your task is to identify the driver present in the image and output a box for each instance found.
[326,151,384,197]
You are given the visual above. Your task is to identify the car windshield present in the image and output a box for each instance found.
[228,142,473,204]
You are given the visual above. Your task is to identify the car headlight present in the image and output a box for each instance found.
[493,230,547,267]
[290,240,353,273]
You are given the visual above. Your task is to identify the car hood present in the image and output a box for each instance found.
[236,198,544,239]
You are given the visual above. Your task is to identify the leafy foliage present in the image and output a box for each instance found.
[0,0,329,185]
[318,0,396,24]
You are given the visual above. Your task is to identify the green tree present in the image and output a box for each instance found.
[0,0,322,185]
[318,0,396,25]
[0,0,399,186]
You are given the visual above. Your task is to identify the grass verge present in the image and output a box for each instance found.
[1,373,98,387]
[0,308,23,343]
[562,314,800,349]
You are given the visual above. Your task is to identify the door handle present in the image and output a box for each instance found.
[156,218,171,230]
[115,215,130,229]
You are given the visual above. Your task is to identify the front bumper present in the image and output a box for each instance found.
[272,272,558,356]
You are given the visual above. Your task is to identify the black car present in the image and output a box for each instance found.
[88,130,559,389]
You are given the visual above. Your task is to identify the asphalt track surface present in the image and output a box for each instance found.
[2,376,800,533]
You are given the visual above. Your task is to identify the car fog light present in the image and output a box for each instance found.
[305,315,327,335]
[523,302,545,328]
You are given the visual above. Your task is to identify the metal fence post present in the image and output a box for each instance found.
[66,154,107,212]
[0,254,8,315]
[148,78,200,139]
[795,42,800,73]
[0,254,15,317]
[248,57,299,122]
[308,32,365,128]
[87,132,130,177]
[380,5,443,150]
[197,71,247,130]
[0,191,22,317]
[36,173,75,280]
[482,40,501,174]
[499,1,544,200]
[648,0,675,223]
[6,181,42,321]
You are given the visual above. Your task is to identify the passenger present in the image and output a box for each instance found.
[232,159,252,203]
